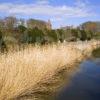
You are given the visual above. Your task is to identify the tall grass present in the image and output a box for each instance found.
[0,41,99,100]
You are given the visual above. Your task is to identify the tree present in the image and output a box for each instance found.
[70,29,79,41]
[0,19,4,30]
[80,30,87,41]
[46,29,58,42]
[17,25,27,33]
[0,30,7,52]
[86,30,93,40]
[22,27,45,44]
[80,21,97,33]
[57,29,65,42]
[4,16,17,30]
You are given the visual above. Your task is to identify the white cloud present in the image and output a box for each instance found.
[0,0,95,21]
[36,0,49,5]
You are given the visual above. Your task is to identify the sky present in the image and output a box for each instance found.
[0,0,100,28]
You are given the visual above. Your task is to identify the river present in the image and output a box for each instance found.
[56,58,100,100]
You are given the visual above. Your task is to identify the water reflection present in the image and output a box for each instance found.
[57,58,100,100]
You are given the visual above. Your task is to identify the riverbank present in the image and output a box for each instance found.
[0,41,99,100]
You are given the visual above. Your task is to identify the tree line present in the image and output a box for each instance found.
[0,16,100,51]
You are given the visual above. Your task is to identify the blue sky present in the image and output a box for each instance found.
[0,0,100,28]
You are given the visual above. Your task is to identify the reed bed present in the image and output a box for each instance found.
[0,41,99,100]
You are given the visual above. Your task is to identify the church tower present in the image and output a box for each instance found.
[46,19,52,30]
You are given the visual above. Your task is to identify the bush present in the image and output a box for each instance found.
[46,29,58,42]
[21,27,45,44]
[92,47,100,58]
[80,30,87,41]
[56,29,65,42]
[17,25,27,33]
[0,30,7,52]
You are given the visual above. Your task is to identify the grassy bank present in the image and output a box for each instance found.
[0,41,99,100]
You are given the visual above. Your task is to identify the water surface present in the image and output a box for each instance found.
[57,58,100,100]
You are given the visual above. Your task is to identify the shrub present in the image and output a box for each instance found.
[21,27,45,44]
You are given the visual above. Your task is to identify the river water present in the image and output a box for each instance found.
[56,58,100,100]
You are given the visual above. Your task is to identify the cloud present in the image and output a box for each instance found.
[36,0,49,5]
[0,0,95,21]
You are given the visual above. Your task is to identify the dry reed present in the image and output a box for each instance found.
[0,41,99,100]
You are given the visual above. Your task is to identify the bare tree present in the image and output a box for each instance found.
[4,16,17,30]
[0,19,5,30]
